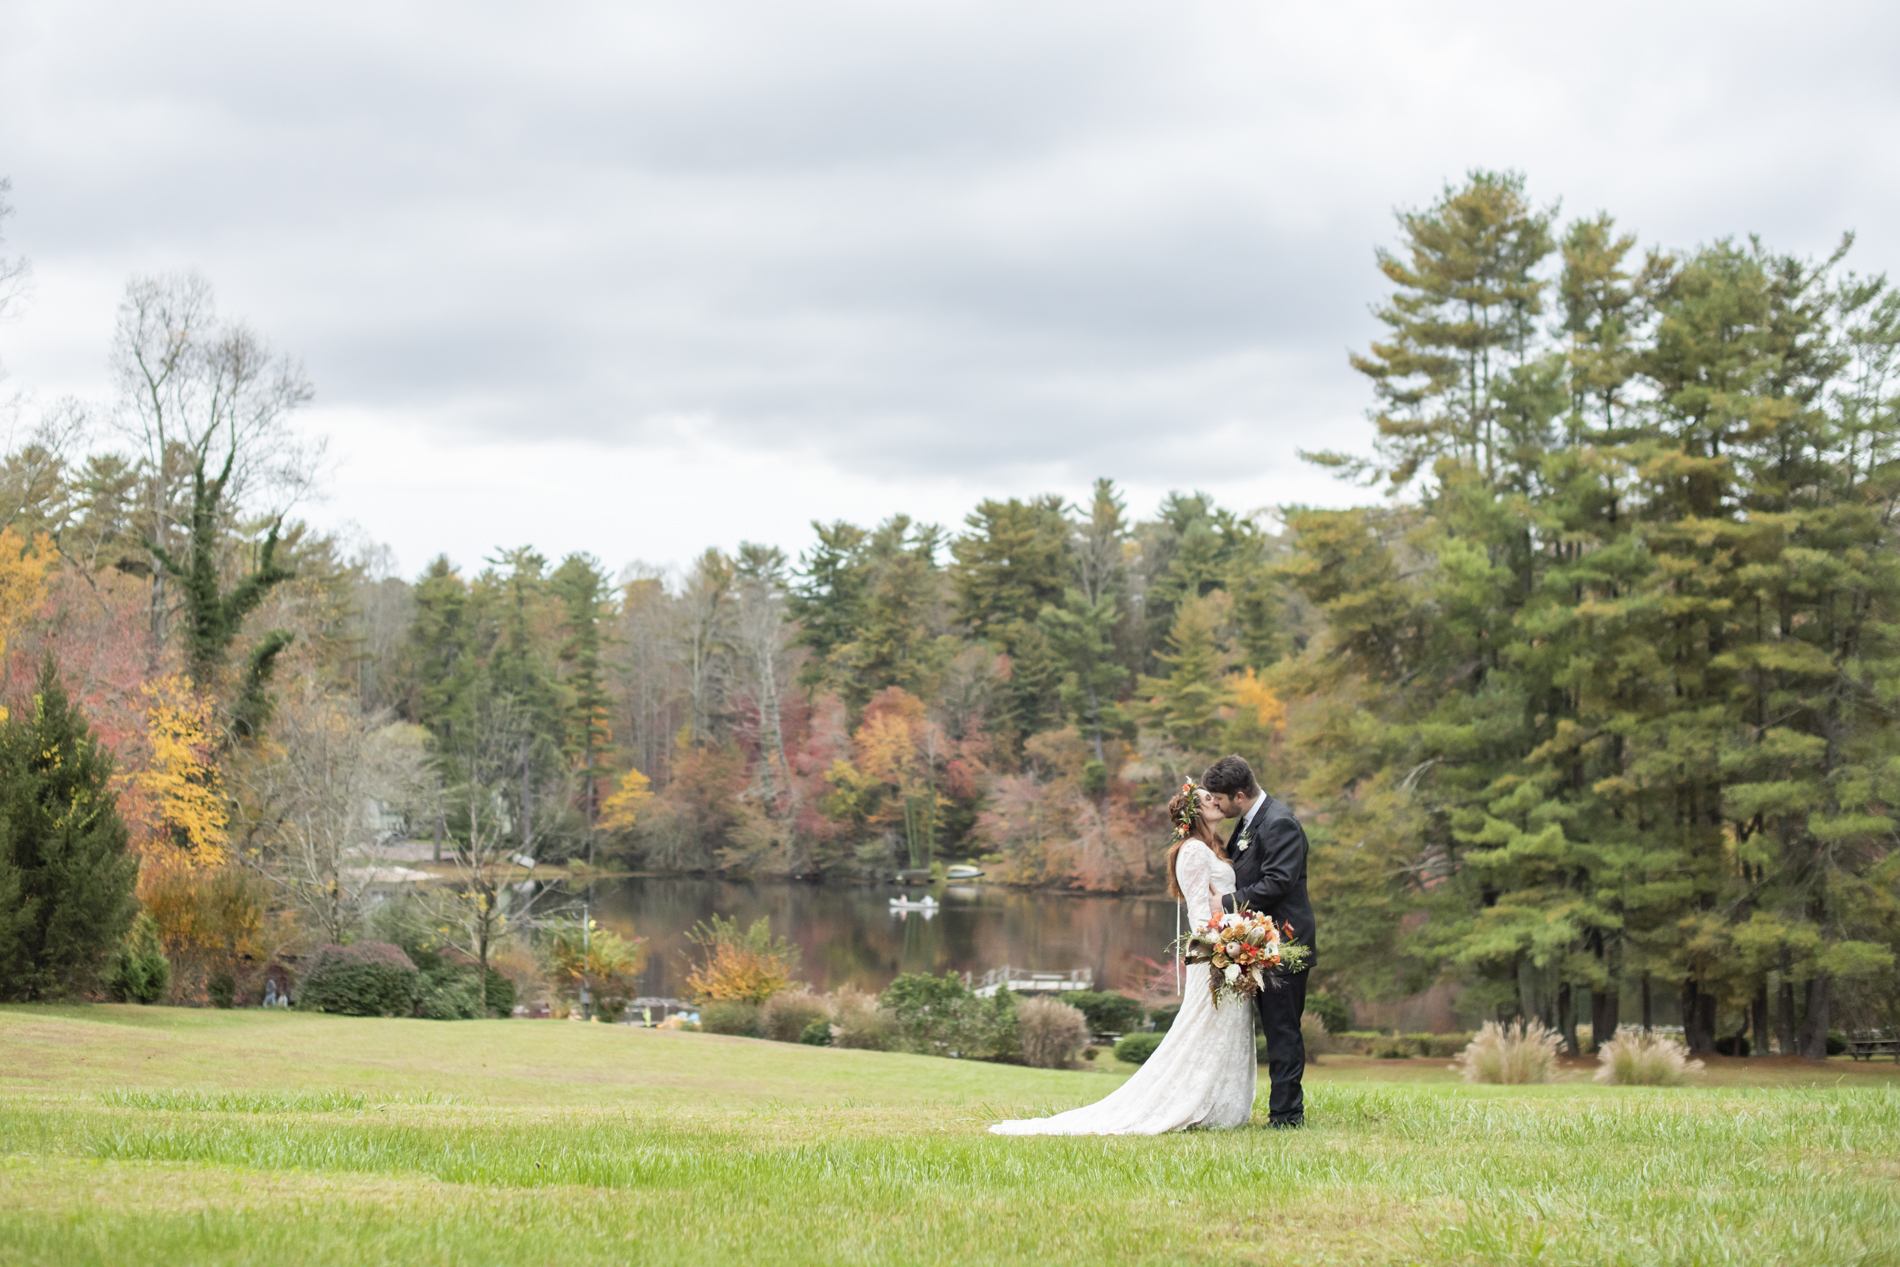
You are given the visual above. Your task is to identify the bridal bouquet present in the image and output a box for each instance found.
[1177,908,1310,1006]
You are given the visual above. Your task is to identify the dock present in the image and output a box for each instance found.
[970,966,1094,998]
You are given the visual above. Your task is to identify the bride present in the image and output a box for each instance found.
[990,782,1256,1135]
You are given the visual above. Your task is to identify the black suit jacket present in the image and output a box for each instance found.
[1220,795,1317,968]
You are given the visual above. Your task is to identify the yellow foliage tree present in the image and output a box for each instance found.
[549,919,647,1008]
[596,766,653,834]
[134,674,229,865]
[683,915,800,1004]
[0,528,54,722]
[1229,668,1287,731]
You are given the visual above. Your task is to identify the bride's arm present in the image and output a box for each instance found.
[1178,842,1215,927]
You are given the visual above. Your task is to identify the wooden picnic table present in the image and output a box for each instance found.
[1844,1033,1900,1062]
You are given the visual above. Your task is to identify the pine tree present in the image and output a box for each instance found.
[839,517,950,713]
[551,553,615,860]
[1335,169,1557,486]
[788,520,870,692]
[1039,588,1129,763]
[401,556,485,743]
[950,495,1070,640]
[0,658,138,999]
[1134,593,1232,755]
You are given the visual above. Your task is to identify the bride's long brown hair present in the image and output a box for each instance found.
[1164,784,1230,900]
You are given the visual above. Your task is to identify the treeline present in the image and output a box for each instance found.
[1281,172,1900,1057]
[0,174,1893,1058]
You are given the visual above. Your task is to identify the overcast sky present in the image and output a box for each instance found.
[2,0,1896,580]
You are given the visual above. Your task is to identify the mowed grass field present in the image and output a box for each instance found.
[2,1006,1897,1265]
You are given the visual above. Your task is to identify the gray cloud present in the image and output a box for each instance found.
[3,0,1898,569]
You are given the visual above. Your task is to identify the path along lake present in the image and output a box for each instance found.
[579,877,1184,1000]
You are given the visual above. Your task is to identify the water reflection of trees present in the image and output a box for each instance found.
[587,877,1179,999]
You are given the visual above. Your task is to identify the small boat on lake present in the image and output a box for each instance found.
[944,865,984,880]
[889,894,938,917]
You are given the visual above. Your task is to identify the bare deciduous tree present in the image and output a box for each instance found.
[235,675,435,945]
[429,690,570,981]
[109,272,322,646]
[735,543,794,804]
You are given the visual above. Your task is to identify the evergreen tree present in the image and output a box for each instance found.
[551,553,614,859]
[401,555,485,742]
[0,658,138,999]
[1334,169,1557,486]
[1134,593,1232,755]
[1039,588,1129,763]
[950,495,1070,640]
[837,517,950,713]
[788,520,870,692]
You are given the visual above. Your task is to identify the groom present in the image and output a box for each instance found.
[1203,754,1316,1129]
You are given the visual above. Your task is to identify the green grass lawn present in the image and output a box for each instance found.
[2,1006,1897,1265]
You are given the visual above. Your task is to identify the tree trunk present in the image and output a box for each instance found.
[1798,974,1830,1062]
[1751,980,1771,1059]
[1591,984,1619,1052]
[1682,979,1715,1055]
[1640,973,1652,1033]
[148,563,169,656]
[1777,964,1798,1057]
[1557,982,1578,1055]
[520,743,532,855]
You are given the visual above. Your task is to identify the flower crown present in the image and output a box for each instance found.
[1170,778,1200,841]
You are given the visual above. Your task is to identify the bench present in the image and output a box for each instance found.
[1845,1033,1900,1062]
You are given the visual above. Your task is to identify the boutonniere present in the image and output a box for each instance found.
[1234,831,1252,854]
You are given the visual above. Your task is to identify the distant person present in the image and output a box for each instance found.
[990,780,1254,1135]
[1203,753,1315,1129]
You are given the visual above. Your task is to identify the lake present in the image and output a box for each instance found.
[578,876,1187,1001]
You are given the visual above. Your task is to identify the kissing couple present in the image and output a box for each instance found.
[991,754,1317,1135]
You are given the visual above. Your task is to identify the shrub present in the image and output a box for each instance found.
[880,973,1014,1058]
[700,999,762,1036]
[1300,1011,1333,1057]
[1369,1033,1415,1059]
[548,920,646,1016]
[1593,1026,1705,1086]
[1148,1003,1180,1033]
[417,970,484,1020]
[1713,1033,1750,1057]
[1017,996,1089,1069]
[1306,990,1350,1035]
[1826,1031,1847,1056]
[298,943,420,1017]
[685,915,799,1004]
[799,1018,833,1046]
[1063,991,1145,1034]
[1423,1032,1475,1059]
[206,971,237,1009]
[1453,1018,1564,1084]
[831,988,896,1051]
[760,989,829,1043]
[1113,1032,1163,1065]
[1332,1030,1385,1055]
[105,914,171,1004]
[484,968,516,1018]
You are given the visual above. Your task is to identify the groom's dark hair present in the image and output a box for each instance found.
[1202,755,1259,798]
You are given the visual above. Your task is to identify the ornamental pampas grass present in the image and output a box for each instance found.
[1017,996,1091,1069]
[1452,1018,1564,1084]
[1593,1026,1705,1086]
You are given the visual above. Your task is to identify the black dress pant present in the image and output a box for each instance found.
[1254,968,1308,1123]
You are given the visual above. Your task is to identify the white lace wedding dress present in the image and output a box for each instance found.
[990,840,1257,1135]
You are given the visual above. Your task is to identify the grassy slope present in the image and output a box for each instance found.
[1,1006,1897,1266]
